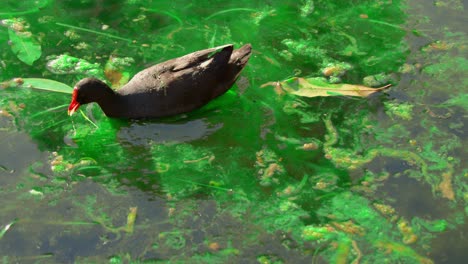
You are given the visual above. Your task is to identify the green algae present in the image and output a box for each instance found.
[46,54,105,79]
[0,0,467,263]
[440,93,468,111]
[384,101,414,120]
[310,192,434,264]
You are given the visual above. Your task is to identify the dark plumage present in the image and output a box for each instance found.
[68,44,252,118]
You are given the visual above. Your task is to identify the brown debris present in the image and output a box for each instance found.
[439,170,455,201]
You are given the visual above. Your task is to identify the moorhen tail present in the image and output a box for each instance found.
[68,43,252,119]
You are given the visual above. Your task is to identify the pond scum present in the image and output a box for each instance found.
[0,0,466,263]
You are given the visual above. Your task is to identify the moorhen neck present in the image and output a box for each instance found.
[68,43,252,119]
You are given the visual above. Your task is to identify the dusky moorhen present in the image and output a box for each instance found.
[68,43,252,119]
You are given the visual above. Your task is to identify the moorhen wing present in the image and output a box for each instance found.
[68,43,252,119]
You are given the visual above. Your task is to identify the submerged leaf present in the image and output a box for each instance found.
[8,28,41,65]
[0,219,18,240]
[261,77,391,98]
[21,78,73,94]
[125,207,138,233]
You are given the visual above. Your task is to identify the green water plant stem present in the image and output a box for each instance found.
[30,104,69,118]
[172,177,233,192]
[0,219,17,240]
[140,8,183,26]
[365,19,406,31]
[205,8,257,20]
[79,110,99,129]
[55,22,132,42]
[364,19,427,37]
[31,119,70,135]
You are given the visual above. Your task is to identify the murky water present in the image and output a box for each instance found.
[0,1,466,263]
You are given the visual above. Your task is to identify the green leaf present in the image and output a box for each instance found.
[22,78,73,94]
[8,28,42,65]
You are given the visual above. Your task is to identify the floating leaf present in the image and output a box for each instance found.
[8,28,41,65]
[261,77,391,98]
[21,78,73,94]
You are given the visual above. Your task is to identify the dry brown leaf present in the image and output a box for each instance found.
[261,77,391,98]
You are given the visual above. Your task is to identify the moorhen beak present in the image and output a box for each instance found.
[68,88,80,116]
[67,44,252,119]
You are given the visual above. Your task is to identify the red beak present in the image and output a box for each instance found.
[68,88,80,116]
